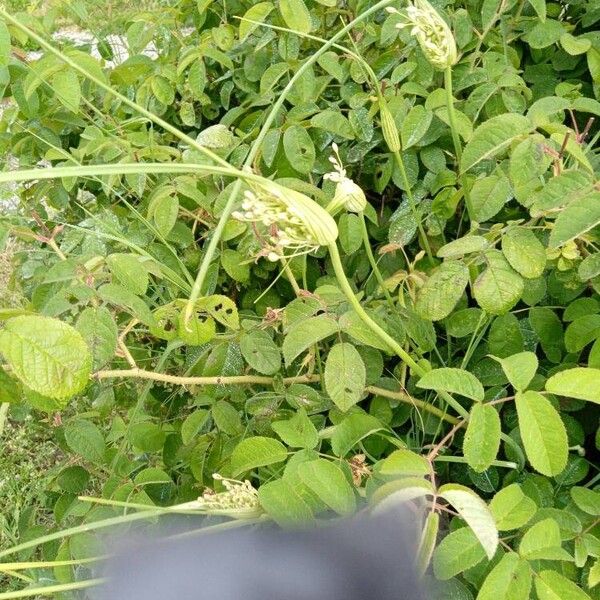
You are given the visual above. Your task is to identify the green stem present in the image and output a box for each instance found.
[392,151,433,260]
[183,0,397,324]
[434,455,517,469]
[444,67,474,219]
[358,212,394,307]
[0,579,105,600]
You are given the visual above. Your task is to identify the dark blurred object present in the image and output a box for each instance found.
[96,510,424,600]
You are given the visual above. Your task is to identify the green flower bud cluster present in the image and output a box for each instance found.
[199,474,262,517]
[387,0,457,70]
[232,181,338,261]
[324,143,367,214]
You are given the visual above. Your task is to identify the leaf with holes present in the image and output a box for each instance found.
[324,343,366,412]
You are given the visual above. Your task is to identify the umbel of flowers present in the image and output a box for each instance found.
[231,179,338,261]
[387,0,457,70]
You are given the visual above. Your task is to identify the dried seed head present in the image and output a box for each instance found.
[199,474,262,517]
[389,0,457,70]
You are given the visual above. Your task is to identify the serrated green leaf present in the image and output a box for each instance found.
[64,419,106,463]
[515,390,568,476]
[417,367,484,402]
[239,2,274,40]
[549,192,600,248]
[438,483,499,559]
[463,403,501,472]
[257,478,314,525]
[230,436,288,476]
[379,448,430,477]
[331,413,383,457]
[433,526,487,580]
[401,104,432,149]
[570,487,600,516]
[75,306,117,370]
[283,314,338,366]
[437,236,489,258]
[279,0,312,34]
[473,250,524,315]
[106,253,149,295]
[501,228,546,279]
[324,343,366,412]
[52,70,81,112]
[153,195,179,237]
[297,458,355,515]
[535,570,592,600]
[0,316,91,401]
[240,330,281,375]
[546,367,600,404]
[490,484,537,531]
[461,114,533,172]
[470,174,512,222]
[491,352,538,392]
[519,518,572,560]
[417,511,439,576]
[272,409,318,449]
[476,553,532,600]
[415,261,470,321]
[283,125,315,174]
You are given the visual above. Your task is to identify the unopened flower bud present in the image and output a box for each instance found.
[379,102,401,153]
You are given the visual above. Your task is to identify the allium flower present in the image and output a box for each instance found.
[231,180,338,261]
[387,0,457,70]
[324,143,367,214]
[199,474,262,518]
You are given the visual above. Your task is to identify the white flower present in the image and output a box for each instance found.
[387,0,457,70]
[324,143,367,214]
[199,474,262,518]
[231,182,338,261]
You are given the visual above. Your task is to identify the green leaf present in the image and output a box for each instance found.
[64,420,106,464]
[560,33,591,56]
[549,192,600,248]
[437,236,489,259]
[401,105,433,149]
[283,125,315,174]
[527,0,546,21]
[75,306,118,370]
[490,484,537,531]
[417,367,484,402]
[310,110,354,139]
[501,228,546,279]
[515,390,568,476]
[279,0,312,34]
[282,314,338,366]
[197,124,234,149]
[416,512,439,576]
[151,75,175,105]
[473,250,524,315]
[98,283,154,326]
[239,2,274,40]
[153,195,179,237]
[181,409,209,445]
[371,477,434,507]
[415,261,470,321]
[519,518,573,561]
[433,526,487,580]
[463,403,501,472]
[470,173,513,222]
[476,553,532,600]
[570,487,600,516]
[330,413,383,457]
[324,343,366,412]
[272,409,319,449]
[297,458,356,515]
[0,316,91,400]
[257,478,314,525]
[461,114,533,172]
[535,570,592,600]
[546,367,600,404]
[0,20,10,67]
[221,249,249,282]
[106,253,149,295]
[129,422,166,452]
[379,449,430,477]
[52,70,81,112]
[240,330,281,375]
[438,484,499,559]
[196,295,240,330]
[491,352,538,392]
[0,368,22,404]
[230,436,288,476]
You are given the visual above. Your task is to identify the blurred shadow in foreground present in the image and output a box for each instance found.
[95,508,424,600]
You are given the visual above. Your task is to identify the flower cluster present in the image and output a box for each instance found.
[199,474,262,516]
[324,143,367,214]
[387,0,457,70]
[231,181,338,261]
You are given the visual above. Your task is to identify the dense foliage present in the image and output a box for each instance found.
[1,0,600,597]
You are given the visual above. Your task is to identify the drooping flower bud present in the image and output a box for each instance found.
[324,143,367,214]
[387,0,458,70]
[231,179,338,261]
[379,101,401,153]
